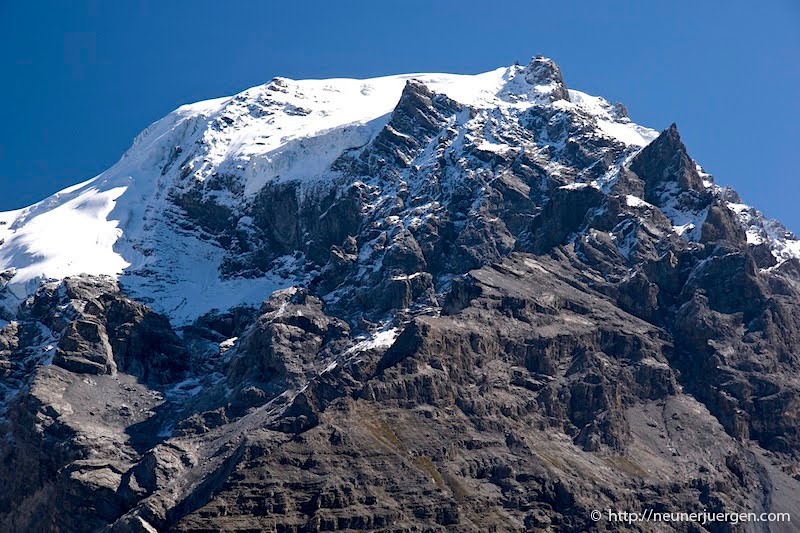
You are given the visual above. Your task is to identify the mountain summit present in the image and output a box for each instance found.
[2,57,800,531]
[0,58,662,322]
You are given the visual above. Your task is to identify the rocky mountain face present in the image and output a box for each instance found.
[1,56,800,532]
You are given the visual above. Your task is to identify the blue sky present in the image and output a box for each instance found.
[1,1,798,230]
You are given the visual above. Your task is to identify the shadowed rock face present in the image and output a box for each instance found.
[2,58,800,532]
[630,124,705,203]
[28,276,189,384]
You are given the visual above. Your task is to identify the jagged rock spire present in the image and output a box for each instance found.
[629,123,705,204]
[357,79,461,169]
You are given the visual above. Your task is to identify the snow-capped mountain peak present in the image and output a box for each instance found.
[5,55,800,531]
[0,56,796,325]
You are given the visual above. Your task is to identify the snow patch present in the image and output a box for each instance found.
[725,201,800,262]
[568,90,659,147]
[559,182,593,191]
[346,327,400,355]
[625,195,652,208]
[219,337,238,353]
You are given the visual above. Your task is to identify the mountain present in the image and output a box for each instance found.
[2,56,800,532]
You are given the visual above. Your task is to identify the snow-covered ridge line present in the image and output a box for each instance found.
[726,200,800,262]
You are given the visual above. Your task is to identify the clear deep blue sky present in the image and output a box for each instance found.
[1,1,798,229]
